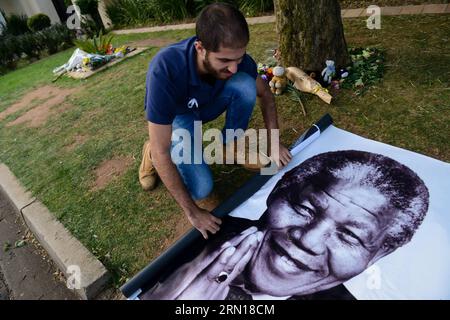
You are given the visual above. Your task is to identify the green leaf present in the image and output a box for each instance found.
[355,79,364,87]
[353,60,363,68]
[3,241,11,252]
[74,38,96,53]
[362,50,371,59]
[14,240,27,248]
[93,36,99,54]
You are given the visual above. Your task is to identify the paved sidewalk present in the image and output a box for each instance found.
[0,268,9,300]
[0,191,78,300]
[113,3,449,35]
[0,163,110,300]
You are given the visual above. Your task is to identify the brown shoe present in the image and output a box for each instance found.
[139,140,158,191]
[195,192,221,212]
[223,134,271,172]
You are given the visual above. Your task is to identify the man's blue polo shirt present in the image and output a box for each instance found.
[144,36,257,125]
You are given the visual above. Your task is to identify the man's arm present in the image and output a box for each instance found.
[256,75,279,130]
[148,122,221,239]
[256,75,292,167]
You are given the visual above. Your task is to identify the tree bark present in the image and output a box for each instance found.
[275,0,351,73]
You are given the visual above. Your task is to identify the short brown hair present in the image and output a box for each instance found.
[195,2,249,52]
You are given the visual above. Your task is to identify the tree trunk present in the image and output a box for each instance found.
[274,0,351,73]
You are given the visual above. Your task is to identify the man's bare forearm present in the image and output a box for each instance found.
[257,89,292,167]
[146,122,222,238]
[152,151,197,216]
[259,92,279,131]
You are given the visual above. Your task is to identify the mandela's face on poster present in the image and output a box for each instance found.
[247,179,395,296]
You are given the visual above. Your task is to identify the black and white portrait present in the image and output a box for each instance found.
[140,149,431,300]
[126,125,449,300]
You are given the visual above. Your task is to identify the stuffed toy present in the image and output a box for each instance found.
[338,68,349,79]
[269,66,288,95]
[321,60,336,84]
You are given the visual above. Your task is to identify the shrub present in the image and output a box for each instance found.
[47,32,61,54]
[38,24,75,54]
[0,35,19,74]
[51,24,75,49]
[38,27,59,54]
[104,2,123,26]
[74,30,114,54]
[34,24,75,54]
[75,0,99,15]
[185,0,236,16]
[239,0,274,16]
[106,0,188,25]
[105,0,273,27]
[5,14,29,35]
[18,32,41,59]
[106,0,154,26]
[151,0,189,23]
[0,23,75,74]
[27,13,51,32]
[80,17,102,38]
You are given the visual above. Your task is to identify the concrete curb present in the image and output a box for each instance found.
[0,163,110,300]
[0,165,35,210]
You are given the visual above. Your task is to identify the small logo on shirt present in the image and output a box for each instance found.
[187,98,199,109]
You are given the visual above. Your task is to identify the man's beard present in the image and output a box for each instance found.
[203,52,233,80]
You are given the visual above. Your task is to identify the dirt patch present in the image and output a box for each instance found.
[92,156,134,191]
[0,86,77,122]
[6,102,74,128]
[65,134,89,152]
[128,38,175,48]
[2,86,79,128]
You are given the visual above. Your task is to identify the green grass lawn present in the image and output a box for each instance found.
[0,14,449,287]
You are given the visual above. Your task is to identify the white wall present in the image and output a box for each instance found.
[0,0,61,24]
[0,0,23,16]
[28,0,61,24]
[0,10,6,34]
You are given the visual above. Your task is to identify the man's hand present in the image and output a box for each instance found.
[149,121,221,239]
[187,206,222,239]
[256,76,293,170]
[278,143,292,167]
[271,143,292,169]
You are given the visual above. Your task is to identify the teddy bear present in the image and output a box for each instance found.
[321,60,336,84]
[269,66,288,95]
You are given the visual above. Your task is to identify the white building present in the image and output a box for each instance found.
[0,0,64,24]
[0,9,6,32]
[0,0,111,31]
